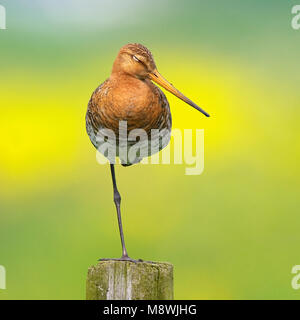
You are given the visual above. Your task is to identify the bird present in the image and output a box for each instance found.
[86,43,209,262]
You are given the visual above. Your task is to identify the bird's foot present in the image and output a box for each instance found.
[98,255,142,263]
[138,260,158,264]
[98,257,158,264]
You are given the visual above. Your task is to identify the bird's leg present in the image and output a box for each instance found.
[99,164,139,263]
[110,163,128,259]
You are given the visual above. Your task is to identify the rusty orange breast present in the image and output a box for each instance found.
[88,73,172,137]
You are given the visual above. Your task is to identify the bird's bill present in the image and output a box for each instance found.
[149,69,210,117]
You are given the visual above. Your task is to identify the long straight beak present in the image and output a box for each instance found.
[149,69,210,117]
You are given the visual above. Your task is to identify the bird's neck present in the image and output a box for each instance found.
[110,70,147,84]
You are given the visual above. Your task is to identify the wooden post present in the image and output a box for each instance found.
[86,261,173,300]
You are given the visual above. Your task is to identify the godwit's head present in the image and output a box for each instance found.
[112,43,210,117]
[112,43,156,79]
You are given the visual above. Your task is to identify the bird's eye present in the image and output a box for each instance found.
[132,55,140,62]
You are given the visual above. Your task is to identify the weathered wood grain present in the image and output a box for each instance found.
[86,261,173,300]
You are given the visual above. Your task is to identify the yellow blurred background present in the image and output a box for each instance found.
[0,0,299,299]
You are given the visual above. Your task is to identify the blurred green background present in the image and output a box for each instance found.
[0,0,299,299]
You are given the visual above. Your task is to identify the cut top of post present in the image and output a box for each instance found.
[86,261,174,300]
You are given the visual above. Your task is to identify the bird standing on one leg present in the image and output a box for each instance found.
[86,43,209,262]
